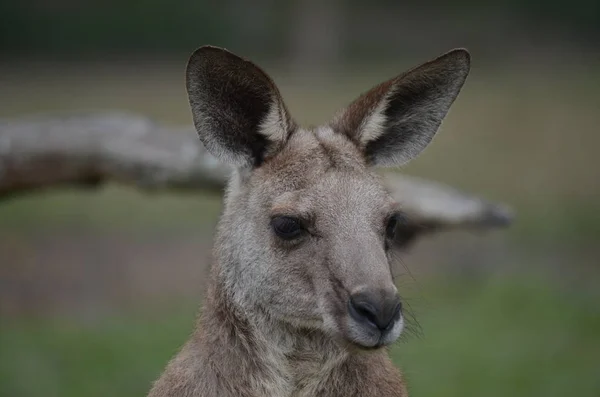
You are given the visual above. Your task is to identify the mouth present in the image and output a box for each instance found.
[344,314,404,350]
[344,335,392,352]
[352,340,386,351]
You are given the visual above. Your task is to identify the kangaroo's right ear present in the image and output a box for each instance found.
[186,46,294,167]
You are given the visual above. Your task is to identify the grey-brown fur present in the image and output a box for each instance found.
[148,46,470,397]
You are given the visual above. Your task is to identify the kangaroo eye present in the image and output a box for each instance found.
[386,214,401,240]
[271,216,304,240]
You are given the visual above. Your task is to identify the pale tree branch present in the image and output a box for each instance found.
[0,112,229,198]
[0,112,513,245]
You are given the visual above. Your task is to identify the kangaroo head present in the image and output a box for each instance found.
[186,46,470,349]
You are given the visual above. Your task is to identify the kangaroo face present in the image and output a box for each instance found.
[186,45,470,349]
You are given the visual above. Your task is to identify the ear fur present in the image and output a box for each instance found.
[331,49,471,167]
[186,46,294,167]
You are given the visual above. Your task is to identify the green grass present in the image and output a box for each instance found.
[0,305,197,397]
[393,277,600,397]
[0,185,222,233]
[1,277,598,397]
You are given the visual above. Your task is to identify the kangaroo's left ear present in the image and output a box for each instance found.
[331,49,470,167]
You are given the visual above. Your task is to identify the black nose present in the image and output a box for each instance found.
[348,291,402,331]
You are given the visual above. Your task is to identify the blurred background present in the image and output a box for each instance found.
[1,1,599,396]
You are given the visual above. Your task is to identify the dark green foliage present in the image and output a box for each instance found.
[1,0,598,57]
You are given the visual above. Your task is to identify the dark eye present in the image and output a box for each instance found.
[271,216,304,240]
[386,214,401,240]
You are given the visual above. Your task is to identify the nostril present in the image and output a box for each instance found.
[386,300,403,331]
[350,299,379,328]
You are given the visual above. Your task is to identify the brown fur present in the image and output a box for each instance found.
[148,46,470,397]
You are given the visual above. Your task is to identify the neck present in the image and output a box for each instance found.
[197,269,350,395]
[148,262,408,397]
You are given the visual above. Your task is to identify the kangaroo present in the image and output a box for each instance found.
[147,45,470,397]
